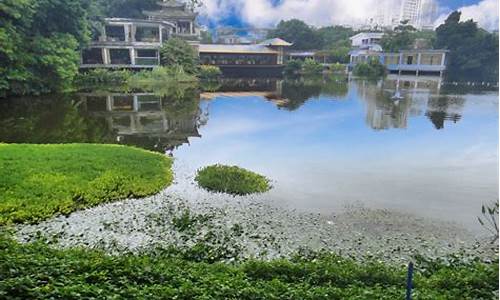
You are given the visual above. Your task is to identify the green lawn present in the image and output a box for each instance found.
[0,144,173,225]
[0,235,497,299]
[195,164,271,195]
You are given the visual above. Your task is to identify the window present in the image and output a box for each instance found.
[109,49,131,65]
[106,25,126,42]
[135,27,159,42]
[82,48,103,64]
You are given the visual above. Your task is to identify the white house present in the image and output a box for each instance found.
[349,32,385,48]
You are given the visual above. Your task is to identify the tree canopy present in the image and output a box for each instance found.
[435,11,499,82]
[267,19,323,50]
[380,21,418,51]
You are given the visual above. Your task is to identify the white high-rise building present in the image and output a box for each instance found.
[373,0,437,30]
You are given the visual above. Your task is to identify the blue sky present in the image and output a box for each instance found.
[198,0,498,30]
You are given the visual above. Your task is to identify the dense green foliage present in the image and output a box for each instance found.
[435,11,499,82]
[199,65,222,80]
[0,235,497,299]
[284,60,304,76]
[353,59,386,78]
[302,59,324,75]
[75,66,198,92]
[380,21,417,51]
[268,19,323,50]
[268,20,355,54]
[0,144,173,225]
[160,38,200,75]
[75,69,132,87]
[0,0,168,97]
[317,26,355,50]
[196,165,271,195]
[0,0,90,96]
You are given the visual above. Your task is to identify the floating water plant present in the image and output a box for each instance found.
[195,165,271,195]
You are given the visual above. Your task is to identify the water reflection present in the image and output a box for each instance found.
[0,76,484,152]
[0,76,497,230]
[354,75,466,130]
[80,91,206,152]
[0,88,206,152]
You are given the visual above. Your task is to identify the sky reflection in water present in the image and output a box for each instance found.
[175,77,499,231]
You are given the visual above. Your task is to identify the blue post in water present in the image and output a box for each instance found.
[406,262,414,300]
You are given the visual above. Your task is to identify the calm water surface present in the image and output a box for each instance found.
[1,75,498,232]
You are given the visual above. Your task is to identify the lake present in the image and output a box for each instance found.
[1,75,498,233]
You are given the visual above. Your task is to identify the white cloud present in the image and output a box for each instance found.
[199,0,498,31]
[200,0,383,28]
[434,0,499,30]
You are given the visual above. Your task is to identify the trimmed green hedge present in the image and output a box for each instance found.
[0,236,497,299]
[0,144,173,225]
[195,164,271,195]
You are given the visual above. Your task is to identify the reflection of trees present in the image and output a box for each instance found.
[425,96,464,130]
[279,76,349,111]
[0,85,205,153]
[0,96,113,144]
[82,87,204,152]
[280,79,323,111]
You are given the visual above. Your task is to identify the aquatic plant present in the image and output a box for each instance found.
[195,165,271,195]
[478,201,499,243]
[0,144,173,225]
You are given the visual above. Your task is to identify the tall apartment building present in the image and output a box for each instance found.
[374,0,437,30]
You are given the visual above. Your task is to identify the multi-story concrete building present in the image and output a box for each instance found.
[81,0,200,69]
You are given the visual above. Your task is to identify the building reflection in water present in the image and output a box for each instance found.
[201,76,349,111]
[80,92,206,152]
[355,74,465,130]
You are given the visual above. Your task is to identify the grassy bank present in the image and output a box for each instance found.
[0,235,497,299]
[0,144,173,225]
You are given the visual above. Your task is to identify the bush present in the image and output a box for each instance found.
[199,65,222,80]
[195,164,271,195]
[74,69,132,86]
[0,235,498,299]
[284,60,303,76]
[160,38,199,75]
[353,58,387,77]
[330,62,346,74]
[0,144,173,225]
[302,58,323,75]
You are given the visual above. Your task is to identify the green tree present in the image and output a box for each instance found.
[317,26,354,49]
[380,21,417,51]
[160,38,199,74]
[268,19,323,50]
[353,58,386,77]
[302,58,323,75]
[435,11,499,82]
[0,0,89,96]
[283,60,303,77]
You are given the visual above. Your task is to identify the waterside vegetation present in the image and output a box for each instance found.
[196,165,271,195]
[0,144,173,225]
[0,234,497,299]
